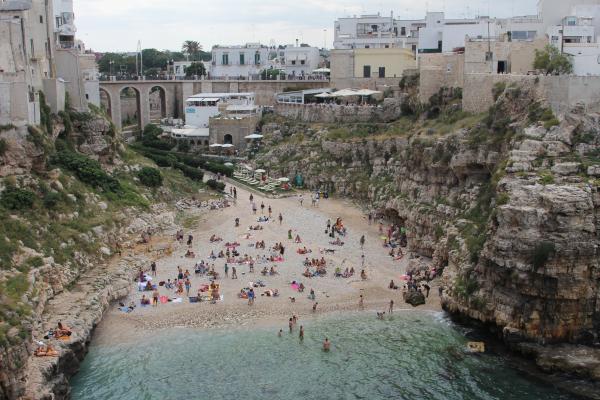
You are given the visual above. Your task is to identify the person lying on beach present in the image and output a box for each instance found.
[262,289,279,297]
[289,297,296,303]
[303,268,312,278]
[329,238,344,246]
[261,267,269,276]
[35,343,59,357]
[54,322,72,338]
[308,289,316,300]
[269,266,278,275]
[210,235,223,243]
[298,247,311,255]
[257,216,269,223]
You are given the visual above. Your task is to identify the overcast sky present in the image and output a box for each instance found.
[74,0,539,53]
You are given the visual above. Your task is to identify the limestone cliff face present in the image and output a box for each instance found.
[256,101,600,346]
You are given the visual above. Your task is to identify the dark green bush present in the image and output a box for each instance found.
[137,167,163,187]
[52,150,122,193]
[206,179,225,191]
[0,139,7,156]
[532,242,556,270]
[1,185,36,210]
[42,191,64,209]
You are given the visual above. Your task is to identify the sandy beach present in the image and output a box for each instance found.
[93,182,441,344]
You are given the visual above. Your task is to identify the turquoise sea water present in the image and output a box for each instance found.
[71,312,578,400]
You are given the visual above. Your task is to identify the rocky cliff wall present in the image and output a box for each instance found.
[256,92,600,350]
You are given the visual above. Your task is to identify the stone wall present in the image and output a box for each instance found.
[419,53,465,103]
[274,99,402,123]
[462,74,600,115]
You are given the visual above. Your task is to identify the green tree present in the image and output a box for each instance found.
[185,62,206,78]
[534,45,573,75]
[182,40,202,61]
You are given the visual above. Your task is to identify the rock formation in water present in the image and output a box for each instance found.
[255,85,600,380]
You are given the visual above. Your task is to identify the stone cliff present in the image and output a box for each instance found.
[0,106,206,399]
[256,87,600,379]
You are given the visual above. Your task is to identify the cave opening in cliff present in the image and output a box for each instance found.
[379,208,406,227]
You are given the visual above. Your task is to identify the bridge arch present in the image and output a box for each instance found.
[149,85,167,122]
[99,88,112,120]
[119,86,142,135]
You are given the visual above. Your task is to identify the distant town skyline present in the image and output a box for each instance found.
[75,0,539,52]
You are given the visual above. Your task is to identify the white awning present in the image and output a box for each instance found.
[222,144,234,148]
[209,144,223,147]
[245,134,264,139]
[186,97,220,103]
[255,169,266,173]
[355,89,382,96]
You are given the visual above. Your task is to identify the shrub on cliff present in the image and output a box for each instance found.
[206,179,225,191]
[52,150,122,193]
[534,45,573,75]
[0,185,36,211]
[137,167,163,187]
[532,242,556,270]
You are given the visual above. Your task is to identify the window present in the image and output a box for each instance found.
[384,44,389,48]
[222,53,229,65]
[363,65,371,78]
[401,27,406,36]
[365,45,370,49]
[291,60,296,65]
[240,53,245,65]
[56,16,62,27]
[378,67,385,78]
[254,52,260,65]
[566,17,577,26]
[300,60,305,65]
[39,15,43,23]
[30,39,34,57]
[371,24,378,32]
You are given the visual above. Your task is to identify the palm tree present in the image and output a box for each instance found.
[182,40,202,61]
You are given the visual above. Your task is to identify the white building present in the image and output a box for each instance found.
[334,12,423,51]
[211,43,269,79]
[171,60,211,79]
[281,44,320,77]
[184,92,255,128]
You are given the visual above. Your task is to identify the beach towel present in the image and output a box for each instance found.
[172,298,183,303]
[160,296,168,304]
[189,296,199,303]
[291,283,299,291]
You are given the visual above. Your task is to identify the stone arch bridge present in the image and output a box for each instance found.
[99,80,327,130]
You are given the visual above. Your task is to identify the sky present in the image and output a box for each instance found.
[74,0,539,53]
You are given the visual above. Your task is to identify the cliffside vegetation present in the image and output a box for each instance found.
[0,103,214,352]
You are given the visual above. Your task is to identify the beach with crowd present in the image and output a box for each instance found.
[93,181,442,347]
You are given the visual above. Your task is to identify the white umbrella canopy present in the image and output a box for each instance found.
[315,92,332,98]
[245,134,264,139]
[278,177,290,182]
[224,162,234,167]
[255,169,266,173]
[313,68,331,73]
[355,89,382,96]
[331,89,359,97]
[221,144,234,148]
[209,143,223,148]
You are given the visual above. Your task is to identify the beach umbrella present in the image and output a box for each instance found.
[221,144,234,148]
[315,92,332,98]
[278,177,290,182]
[331,89,358,97]
[255,169,266,173]
[224,162,234,167]
[355,89,381,96]
[209,143,223,148]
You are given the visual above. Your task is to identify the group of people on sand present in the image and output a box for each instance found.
[35,322,73,357]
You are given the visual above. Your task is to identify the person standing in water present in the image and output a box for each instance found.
[359,295,364,309]
[323,338,331,352]
[289,318,294,333]
[299,326,304,341]
[278,329,283,337]
[389,300,394,314]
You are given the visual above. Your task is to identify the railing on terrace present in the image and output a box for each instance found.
[99,75,330,82]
